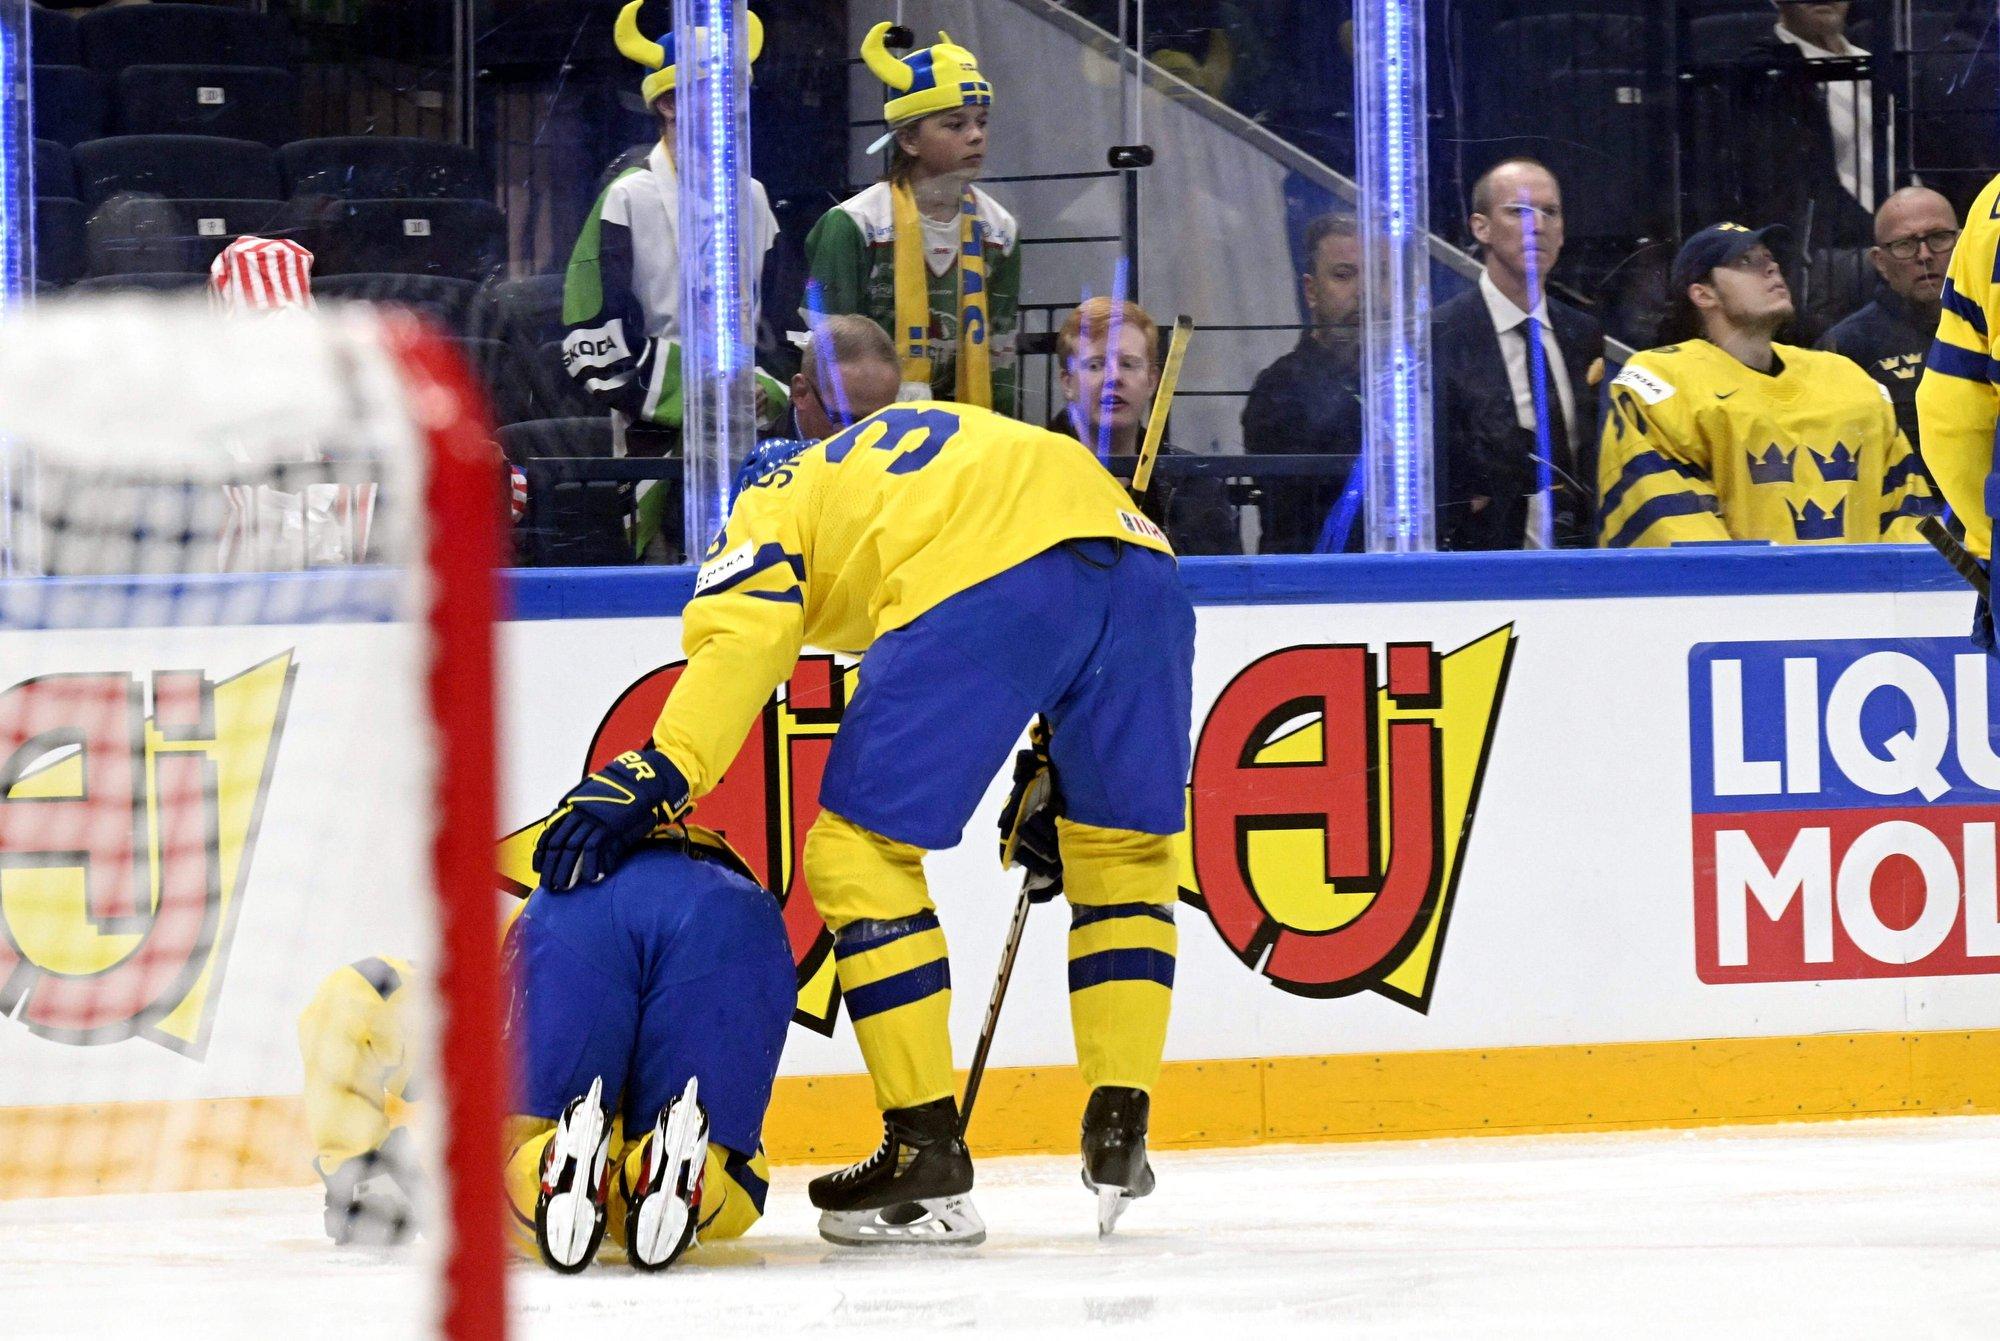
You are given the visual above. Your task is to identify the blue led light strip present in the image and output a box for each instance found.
[1355,0,1434,553]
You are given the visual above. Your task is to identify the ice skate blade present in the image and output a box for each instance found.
[1097,1185,1134,1237]
[818,1195,987,1247]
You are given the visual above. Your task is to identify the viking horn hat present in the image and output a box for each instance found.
[617,1,765,105]
[859,21,992,129]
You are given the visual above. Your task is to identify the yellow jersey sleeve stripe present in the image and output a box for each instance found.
[1606,490,1722,548]
[1942,278,1989,336]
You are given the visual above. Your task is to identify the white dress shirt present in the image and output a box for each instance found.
[1478,271,1577,548]
[1772,22,1874,211]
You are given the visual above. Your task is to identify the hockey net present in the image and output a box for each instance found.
[0,298,505,1338]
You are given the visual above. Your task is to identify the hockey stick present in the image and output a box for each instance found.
[958,319,1195,1141]
[1130,316,1194,500]
[1919,514,1989,598]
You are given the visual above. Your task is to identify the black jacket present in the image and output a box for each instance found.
[1816,287,1934,459]
[1685,37,1874,251]
[1431,286,1605,550]
[1047,414,1240,556]
[1240,330,1365,553]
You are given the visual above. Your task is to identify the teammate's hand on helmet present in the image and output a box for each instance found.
[997,721,1063,903]
[534,746,692,891]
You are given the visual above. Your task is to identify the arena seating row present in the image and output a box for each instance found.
[30,4,290,73]
[34,62,299,146]
[33,135,503,285]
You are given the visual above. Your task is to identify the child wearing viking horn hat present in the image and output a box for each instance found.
[803,22,1020,413]
[560,0,788,557]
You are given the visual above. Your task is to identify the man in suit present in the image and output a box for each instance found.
[1432,158,1606,549]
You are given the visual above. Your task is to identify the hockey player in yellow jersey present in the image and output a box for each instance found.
[300,828,794,1270]
[534,401,1197,1243]
[1599,222,1935,547]
[1917,170,2000,573]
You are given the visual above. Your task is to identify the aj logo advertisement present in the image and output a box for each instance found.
[500,628,1514,1024]
[0,656,295,1054]
[1690,638,2000,983]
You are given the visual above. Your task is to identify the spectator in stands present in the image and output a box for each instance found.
[1055,298,1238,555]
[561,1,787,557]
[806,25,1020,414]
[1818,186,1960,465]
[790,314,903,441]
[1433,158,1605,550]
[1241,212,1364,553]
[1694,4,1873,251]
[1597,222,1934,547]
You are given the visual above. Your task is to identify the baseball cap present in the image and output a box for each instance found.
[1670,222,1791,292]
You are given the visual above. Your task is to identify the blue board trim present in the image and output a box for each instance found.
[510,546,1968,621]
[0,547,1971,632]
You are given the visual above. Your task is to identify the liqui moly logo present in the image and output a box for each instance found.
[1690,639,2000,984]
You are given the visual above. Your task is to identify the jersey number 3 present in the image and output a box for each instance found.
[823,407,960,475]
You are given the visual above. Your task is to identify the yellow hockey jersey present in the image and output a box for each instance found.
[1597,339,1934,547]
[654,402,1175,797]
[1916,170,2000,559]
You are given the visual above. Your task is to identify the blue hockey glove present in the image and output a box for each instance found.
[533,746,692,892]
[997,722,1063,904]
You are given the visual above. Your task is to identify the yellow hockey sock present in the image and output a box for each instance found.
[1059,819,1177,1094]
[805,810,956,1112]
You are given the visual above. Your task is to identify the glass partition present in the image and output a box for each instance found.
[5,0,1994,568]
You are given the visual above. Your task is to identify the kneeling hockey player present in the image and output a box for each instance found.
[299,826,795,1271]
[534,401,1197,1244]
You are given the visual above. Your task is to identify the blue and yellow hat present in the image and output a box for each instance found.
[861,21,992,138]
[616,0,765,107]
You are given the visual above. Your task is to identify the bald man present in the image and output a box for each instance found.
[790,313,902,442]
[1818,186,1961,462]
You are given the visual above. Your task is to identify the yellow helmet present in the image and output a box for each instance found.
[860,21,992,129]
[616,0,765,107]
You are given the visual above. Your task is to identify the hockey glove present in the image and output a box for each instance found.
[997,722,1063,903]
[534,746,692,892]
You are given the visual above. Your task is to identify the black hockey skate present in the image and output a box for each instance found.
[1081,1086,1155,1236]
[808,1097,985,1246]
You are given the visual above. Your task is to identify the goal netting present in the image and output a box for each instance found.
[0,297,506,1339]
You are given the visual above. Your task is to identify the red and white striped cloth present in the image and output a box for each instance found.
[210,236,316,313]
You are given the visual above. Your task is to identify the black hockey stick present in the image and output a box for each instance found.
[1919,514,1989,598]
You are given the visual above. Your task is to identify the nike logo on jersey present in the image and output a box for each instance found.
[1715,391,1738,400]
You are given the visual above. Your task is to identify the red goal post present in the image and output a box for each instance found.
[0,298,507,1339]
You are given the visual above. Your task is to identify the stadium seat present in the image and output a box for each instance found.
[70,271,211,295]
[82,194,290,277]
[30,8,83,67]
[453,337,544,427]
[34,196,87,287]
[278,136,484,201]
[72,135,282,207]
[535,340,605,420]
[31,65,107,146]
[304,198,505,280]
[80,5,291,73]
[115,65,300,146]
[313,273,482,334]
[496,418,633,567]
[34,139,77,200]
[172,197,294,268]
[470,272,567,348]
[83,192,196,276]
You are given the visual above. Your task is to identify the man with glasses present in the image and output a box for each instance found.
[1598,222,1934,547]
[1433,158,1605,550]
[1818,187,1960,463]
[789,314,902,442]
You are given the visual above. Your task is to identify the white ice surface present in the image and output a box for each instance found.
[10,1117,2000,1339]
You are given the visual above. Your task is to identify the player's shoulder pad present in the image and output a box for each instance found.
[1610,358,1678,405]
